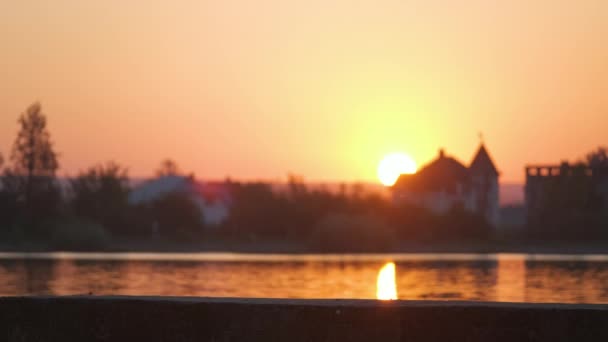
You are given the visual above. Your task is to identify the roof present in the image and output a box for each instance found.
[128,176,232,205]
[393,152,470,194]
[469,144,499,176]
[128,175,191,204]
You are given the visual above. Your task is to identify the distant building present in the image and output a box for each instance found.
[524,162,608,230]
[128,175,232,227]
[392,144,500,225]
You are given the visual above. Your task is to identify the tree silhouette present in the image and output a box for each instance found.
[156,159,181,177]
[586,147,608,168]
[0,151,20,226]
[148,192,204,240]
[9,102,59,213]
[0,170,26,226]
[70,162,130,231]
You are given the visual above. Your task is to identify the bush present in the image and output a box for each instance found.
[50,219,111,251]
[433,206,493,240]
[150,193,205,240]
[223,182,291,239]
[310,213,396,252]
[69,162,130,234]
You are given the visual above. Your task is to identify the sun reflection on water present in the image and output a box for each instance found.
[376,262,397,300]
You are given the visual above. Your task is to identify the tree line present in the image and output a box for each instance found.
[4,102,604,251]
[0,102,497,251]
[0,103,207,248]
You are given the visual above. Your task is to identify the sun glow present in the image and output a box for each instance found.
[376,262,397,300]
[377,153,417,186]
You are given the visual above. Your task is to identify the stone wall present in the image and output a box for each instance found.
[1,296,607,341]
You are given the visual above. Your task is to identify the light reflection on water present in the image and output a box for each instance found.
[377,262,397,300]
[1,253,608,303]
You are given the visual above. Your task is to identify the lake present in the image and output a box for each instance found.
[1,252,608,303]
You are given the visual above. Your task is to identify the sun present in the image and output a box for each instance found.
[377,152,417,186]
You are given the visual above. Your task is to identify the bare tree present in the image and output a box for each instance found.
[156,159,181,177]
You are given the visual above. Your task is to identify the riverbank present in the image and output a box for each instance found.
[2,237,608,255]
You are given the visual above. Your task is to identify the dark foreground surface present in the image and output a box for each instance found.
[1,296,608,341]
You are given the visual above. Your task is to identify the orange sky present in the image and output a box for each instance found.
[1,0,607,183]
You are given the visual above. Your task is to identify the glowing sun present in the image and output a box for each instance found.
[377,153,417,186]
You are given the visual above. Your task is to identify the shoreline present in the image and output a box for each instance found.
[3,251,608,263]
[2,239,608,255]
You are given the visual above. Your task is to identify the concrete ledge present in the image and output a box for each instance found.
[1,296,607,341]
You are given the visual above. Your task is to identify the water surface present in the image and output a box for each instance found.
[1,252,608,303]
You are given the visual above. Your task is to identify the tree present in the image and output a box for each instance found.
[149,192,204,239]
[9,103,59,210]
[286,173,307,198]
[586,147,608,168]
[0,154,22,226]
[70,162,130,231]
[4,103,61,226]
[224,182,291,238]
[156,159,181,177]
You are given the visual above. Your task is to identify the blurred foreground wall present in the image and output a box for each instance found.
[0,296,607,341]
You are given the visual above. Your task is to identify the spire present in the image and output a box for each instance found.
[470,143,499,176]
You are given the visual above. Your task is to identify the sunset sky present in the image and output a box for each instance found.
[1,0,607,183]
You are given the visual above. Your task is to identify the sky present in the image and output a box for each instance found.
[1,0,607,184]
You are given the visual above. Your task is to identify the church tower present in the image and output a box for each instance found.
[469,143,500,225]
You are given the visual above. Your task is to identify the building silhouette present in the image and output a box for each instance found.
[525,162,608,233]
[392,144,500,225]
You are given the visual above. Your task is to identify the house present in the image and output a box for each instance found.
[128,175,232,227]
[392,144,500,225]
